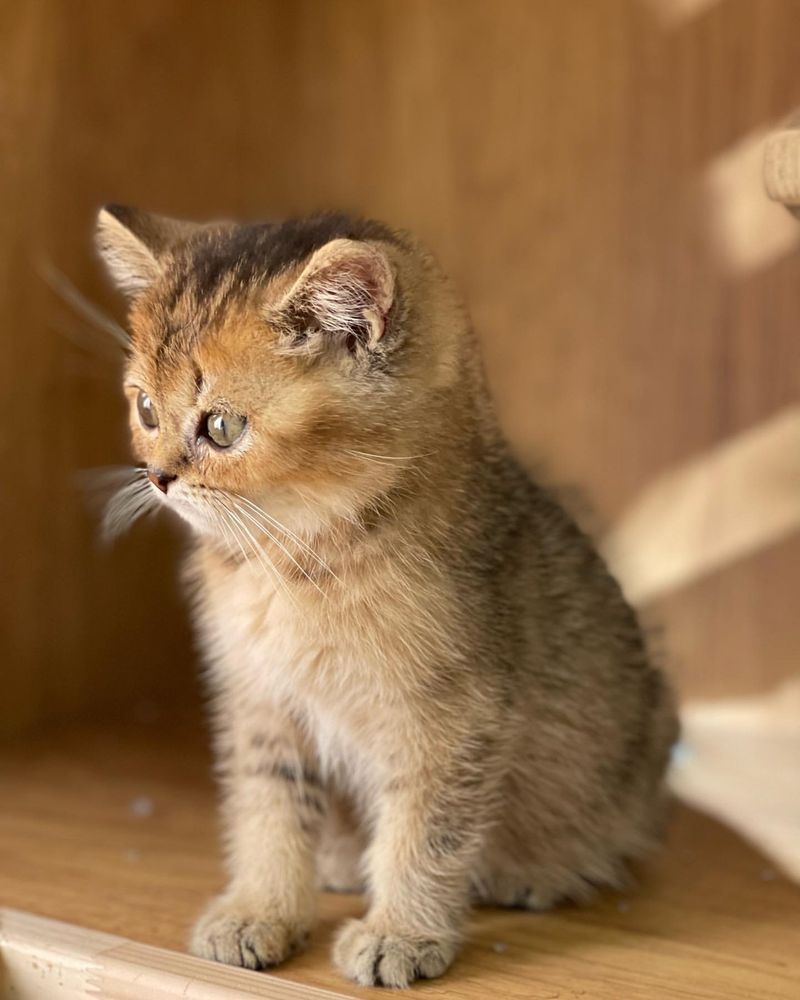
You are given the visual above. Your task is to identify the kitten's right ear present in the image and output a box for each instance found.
[95,205,195,299]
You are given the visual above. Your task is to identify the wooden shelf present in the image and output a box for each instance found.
[2,713,798,998]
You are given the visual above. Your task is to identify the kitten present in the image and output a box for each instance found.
[97,206,678,988]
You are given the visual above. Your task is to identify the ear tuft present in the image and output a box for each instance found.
[274,239,395,353]
[95,205,163,298]
[95,205,200,300]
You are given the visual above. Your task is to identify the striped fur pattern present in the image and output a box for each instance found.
[96,206,678,988]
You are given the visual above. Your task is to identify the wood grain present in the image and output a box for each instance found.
[764,118,800,205]
[1,716,798,999]
[1,909,352,1000]
[2,0,800,736]
[605,406,800,604]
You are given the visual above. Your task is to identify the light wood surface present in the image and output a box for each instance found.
[1,909,349,1000]
[764,113,800,206]
[605,406,800,605]
[671,678,800,884]
[1,715,798,999]
[3,1,800,739]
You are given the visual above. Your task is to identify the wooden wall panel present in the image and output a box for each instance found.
[2,0,799,736]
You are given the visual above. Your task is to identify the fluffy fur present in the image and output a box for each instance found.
[97,205,678,988]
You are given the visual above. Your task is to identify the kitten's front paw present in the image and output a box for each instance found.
[190,898,309,970]
[333,918,456,987]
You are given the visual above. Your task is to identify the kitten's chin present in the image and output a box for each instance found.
[166,497,220,538]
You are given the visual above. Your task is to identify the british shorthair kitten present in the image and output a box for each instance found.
[97,206,677,988]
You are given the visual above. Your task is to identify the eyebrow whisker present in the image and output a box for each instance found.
[38,258,130,350]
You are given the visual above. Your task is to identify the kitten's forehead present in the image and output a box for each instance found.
[130,263,260,371]
[129,287,270,399]
[133,212,399,361]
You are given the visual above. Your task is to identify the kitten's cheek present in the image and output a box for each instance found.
[128,434,150,465]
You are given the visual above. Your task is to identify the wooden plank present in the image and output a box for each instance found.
[0,909,351,1000]
[671,679,800,883]
[1,717,798,999]
[764,116,800,205]
[605,406,800,605]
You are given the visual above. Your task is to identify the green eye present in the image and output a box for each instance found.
[137,391,158,429]
[205,412,247,448]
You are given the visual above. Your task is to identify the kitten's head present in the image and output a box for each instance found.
[96,207,455,543]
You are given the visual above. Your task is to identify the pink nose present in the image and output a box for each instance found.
[147,470,176,494]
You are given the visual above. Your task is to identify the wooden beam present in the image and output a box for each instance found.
[0,909,350,1000]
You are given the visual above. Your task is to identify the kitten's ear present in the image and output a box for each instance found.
[95,205,196,299]
[272,238,395,352]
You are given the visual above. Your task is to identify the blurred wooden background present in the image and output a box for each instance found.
[2,0,799,738]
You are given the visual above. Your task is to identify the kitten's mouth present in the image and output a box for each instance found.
[146,470,176,494]
[163,489,224,538]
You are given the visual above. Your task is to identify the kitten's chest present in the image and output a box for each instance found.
[196,558,380,714]
[192,547,437,783]
[199,564,397,782]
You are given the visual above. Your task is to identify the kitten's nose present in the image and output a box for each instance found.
[147,469,177,494]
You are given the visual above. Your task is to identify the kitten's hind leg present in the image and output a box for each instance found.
[471,855,631,911]
[316,791,367,894]
[471,870,595,911]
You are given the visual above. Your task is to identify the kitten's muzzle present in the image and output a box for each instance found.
[147,469,177,494]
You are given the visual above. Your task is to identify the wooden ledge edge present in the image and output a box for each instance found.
[764,129,800,207]
[0,908,354,1000]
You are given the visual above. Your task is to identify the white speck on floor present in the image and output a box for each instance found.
[492,941,508,954]
[670,740,693,766]
[129,795,154,818]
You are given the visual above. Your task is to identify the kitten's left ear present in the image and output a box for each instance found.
[272,238,395,352]
[95,204,197,299]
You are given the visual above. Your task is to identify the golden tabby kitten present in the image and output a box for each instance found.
[97,206,677,988]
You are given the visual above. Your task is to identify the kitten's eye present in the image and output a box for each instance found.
[205,412,247,448]
[136,391,158,429]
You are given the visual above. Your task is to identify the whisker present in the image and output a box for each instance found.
[213,494,296,607]
[48,314,122,364]
[208,494,255,568]
[237,516,298,610]
[38,258,129,349]
[346,449,435,463]
[77,465,147,491]
[231,500,327,597]
[232,492,340,583]
[102,476,158,540]
[222,502,301,604]
[210,495,262,568]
